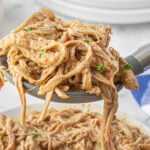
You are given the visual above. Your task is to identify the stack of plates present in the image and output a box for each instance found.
[36,0,150,24]
[0,0,3,23]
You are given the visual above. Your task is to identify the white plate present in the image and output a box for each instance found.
[36,0,150,24]
[66,0,150,9]
[0,0,3,23]
[0,102,150,136]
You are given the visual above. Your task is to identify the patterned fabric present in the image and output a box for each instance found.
[131,69,150,115]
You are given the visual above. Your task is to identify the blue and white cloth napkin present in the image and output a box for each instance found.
[131,69,150,116]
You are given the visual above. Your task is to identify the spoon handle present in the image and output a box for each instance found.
[126,43,150,75]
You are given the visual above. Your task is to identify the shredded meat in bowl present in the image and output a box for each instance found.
[0,108,150,150]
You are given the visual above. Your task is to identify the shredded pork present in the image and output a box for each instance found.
[0,8,143,150]
[0,108,150,150]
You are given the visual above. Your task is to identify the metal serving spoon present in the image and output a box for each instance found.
[0,43,150,103]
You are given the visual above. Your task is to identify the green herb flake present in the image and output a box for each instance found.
[114,57,119,61]
[113,115,116,120]
[124,63,132,69]
[32,133,39,139]
[94,141,101,148]
[97,142,101,148]
[23,27,31,32]
[97,63,105,71]
[83,39,90,44]
[38,49,46,55]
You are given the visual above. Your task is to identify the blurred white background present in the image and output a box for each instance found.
[0,0,150,126]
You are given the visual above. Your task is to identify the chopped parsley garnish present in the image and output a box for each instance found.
[94,141,101,148]
[23,27,31,32]
[114,57,119,61]
[97,63,105,71]
[97,142,101,148]
[32,133,39,139]
[124,63,132,69]
[38,49,46,55]
[83,39,90,44]
[113,115,116,120]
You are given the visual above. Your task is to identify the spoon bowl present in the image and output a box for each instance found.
[0,43,150,103]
